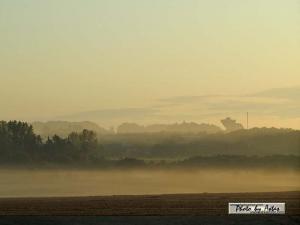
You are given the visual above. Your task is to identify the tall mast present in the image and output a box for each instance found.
[247,112,249,129]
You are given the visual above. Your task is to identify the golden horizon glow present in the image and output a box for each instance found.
[0,0,299,129]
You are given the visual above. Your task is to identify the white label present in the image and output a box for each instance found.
[228,203,285,214]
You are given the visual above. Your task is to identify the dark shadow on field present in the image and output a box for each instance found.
[0,216,299,225]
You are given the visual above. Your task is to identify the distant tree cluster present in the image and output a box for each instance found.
[98,129,300,158]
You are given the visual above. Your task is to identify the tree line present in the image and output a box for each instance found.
[0,120,299,169]
[0,121,101,164]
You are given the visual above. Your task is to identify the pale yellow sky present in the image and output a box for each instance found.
[0,0,299,128]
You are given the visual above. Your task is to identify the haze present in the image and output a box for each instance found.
[0,169,299,197]
[0,0,299,129]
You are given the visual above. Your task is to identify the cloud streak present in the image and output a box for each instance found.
[158,87,300,119]
[58,108,158,121]
[54,87,300,129]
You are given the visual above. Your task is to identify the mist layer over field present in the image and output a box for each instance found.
[0,169,299,198]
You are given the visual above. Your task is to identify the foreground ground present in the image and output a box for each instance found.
[0,216,299,225]
[0,192,299,225]
[0,191,299,216]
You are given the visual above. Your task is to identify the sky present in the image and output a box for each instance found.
[0,0,299,129]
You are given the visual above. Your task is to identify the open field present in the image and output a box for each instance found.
[0,191,299,216]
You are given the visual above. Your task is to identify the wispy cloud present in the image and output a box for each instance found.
[159,95,224,104]
[53,87,300,128]
[58,108,158,121]
[249,86,300,101]
[157,87,300,119]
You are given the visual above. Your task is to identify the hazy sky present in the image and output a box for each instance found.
[0,0,299,128]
